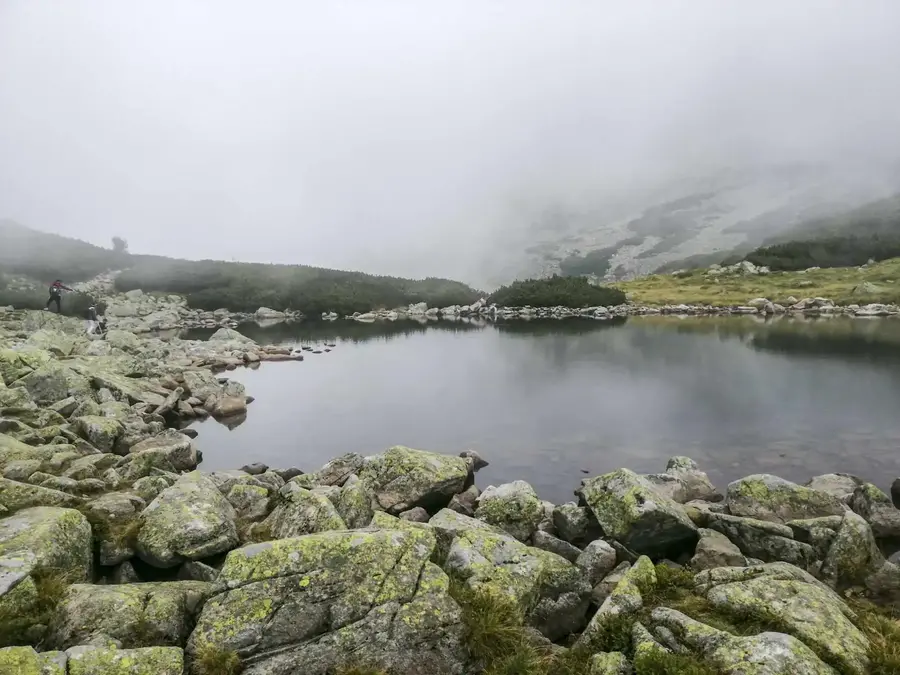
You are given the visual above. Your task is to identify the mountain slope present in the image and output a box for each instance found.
[0,220,481,315]
[488,163,900,283]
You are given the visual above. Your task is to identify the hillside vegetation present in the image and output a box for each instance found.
[621,258,900,306]
[0,220,481,315]
[487,275,626,308]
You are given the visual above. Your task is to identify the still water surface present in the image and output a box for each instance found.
[188,316,900,504]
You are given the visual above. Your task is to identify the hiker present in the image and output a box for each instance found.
[85,303,106,336]
[45,279,73,313]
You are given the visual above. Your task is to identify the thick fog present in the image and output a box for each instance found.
[2,1,900,285]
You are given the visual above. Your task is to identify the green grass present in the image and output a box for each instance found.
[620,257,900,306]
[633,649,719,675]
[848,600,900,675]
[191,642,243,675]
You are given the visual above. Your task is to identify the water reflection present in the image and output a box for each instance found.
[188,315,900,504]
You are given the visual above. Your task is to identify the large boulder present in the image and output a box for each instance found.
[0,476,83,513]
[265,485,347,538]
[136,472,239,568]
[474,480,543,542]
[579,468,697,557]
[699,563,870,674]
[726,474,846,524]
[18,362,90,406]
[648,607,836,674]
[445,527,591,640]
[186,529,471,675]
[428,508,507,564]
[575,539,618,586]
[358,446,469,515]
[552,502,602,546]
[0,347,52,386]
[806,473,864,502]
[73,416,124,454]
[47,581,211,649]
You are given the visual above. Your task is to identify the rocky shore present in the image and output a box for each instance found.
[2,307,900,674]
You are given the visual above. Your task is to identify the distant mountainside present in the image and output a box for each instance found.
[485,162,900,284]
[0,220,481,314]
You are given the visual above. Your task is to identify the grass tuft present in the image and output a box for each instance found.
[633,648,719,675]
[192,642,243,675]
[848,600,900,675]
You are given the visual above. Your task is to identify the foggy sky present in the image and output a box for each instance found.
[2,1,900,285]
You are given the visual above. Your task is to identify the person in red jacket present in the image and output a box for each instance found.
[45,279,73,313]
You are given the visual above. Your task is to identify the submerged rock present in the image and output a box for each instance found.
[580,468,697,558]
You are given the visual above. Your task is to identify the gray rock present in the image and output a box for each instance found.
[892,477,900,509]
[590,561,631,607]
[589,651,630,675]
[532,530,582,563]
[552,502,603,546]
[359,446,469,515]
[707,513,815,568]
[65,645,184,675]
[399,506,430,523]
[458,449,489,470]
[785,516,843,560]
[474,480,543,542]
[445,527,590,641]
[136,472,239,568]
[649,607,837,674]
[689,528,746,570]
[576,539,618,586]
[225,483,270,522]
[295,452,365,488]
[699,564,869,674]
[806,473,864,501]
[109,561,141,584]
[849,483,900,540]
[177,561,219,583]
[329,474,374,529]
[726,474,846,524]
[240,462,269,475]
[447,484,479,517]
[127,430,197,472]
[580,468,697,557]
[821,511,884,588]
[81,492,146,566]
[265,484,347,539]
[187,528,472,675]
[428,508,507,564]
[47,581,212,649]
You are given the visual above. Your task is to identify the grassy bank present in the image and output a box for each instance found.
[620,258,900,306]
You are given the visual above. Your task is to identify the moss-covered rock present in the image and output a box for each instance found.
[726,474,846,524]
[358,446,469,515]
[329,474,374,529]
[689,527,745,570]
[707,512,816,568]
[19,362,90,406]
[820,510,884,588]
[649,607,834,674]
[428,507,507,564]
[849,482,900,540]
[474,480,543,542]
[579,468,697,558]
[0,476,83,513]
[444,527,591,641]
[699,562,869,673]
[575,555,656,651]
[136,471,239,568]
[0,347,52,386]
[0,646,66,675]
[81,492,146,566]
[126,430,197,472]
[805,473,863,501]
[589,651,630,675]
[65,645,184,675]
[0,506,92,580]
[289,452,365,489]
[73,416,124,454]
[47,581,211,649]
[187,528,471,675]
[264,484,346,539]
